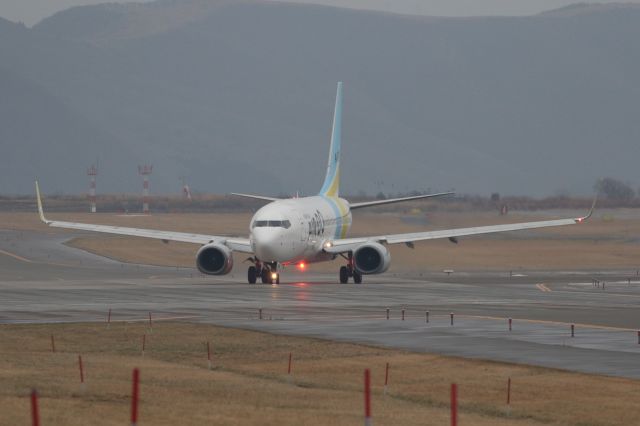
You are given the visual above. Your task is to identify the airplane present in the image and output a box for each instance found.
[35,82,595,284]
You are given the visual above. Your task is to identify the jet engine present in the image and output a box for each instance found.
[353,242,391,275]
[196,243,233,275]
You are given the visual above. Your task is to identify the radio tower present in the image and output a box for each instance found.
[180,176,192,201]
[138,165,153,214]
[87,164,98,213]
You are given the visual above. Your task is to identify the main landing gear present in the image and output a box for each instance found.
[247,260,279,284]
[339,253,362,284]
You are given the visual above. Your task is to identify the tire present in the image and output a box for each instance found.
[261,269,271,284]
[276,274,280,284]
[353,271,363,284]
[248,266,257,284]
[339,266,349,284]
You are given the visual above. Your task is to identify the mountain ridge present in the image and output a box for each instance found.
[1,1,639,196]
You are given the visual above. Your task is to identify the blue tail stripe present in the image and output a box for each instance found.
[322,196,343,240]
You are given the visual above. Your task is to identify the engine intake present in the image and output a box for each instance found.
[196,243,233,275]
[353,242,391,275]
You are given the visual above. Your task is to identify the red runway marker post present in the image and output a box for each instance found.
[508,318,512,332]
[287,352,292,375]
[386,308,389,320]
[384,362,389,395]
[148,312,153,332]
[401,309,405,321]
[364,369,372,426]
[31,390,40,426]
[451,383,458,426]
[507,377,511,405]
[131,368,140,426]
[207,341,212,369]
[142,334,146,356]
[450,312,454,326]
[107,308,112,328]
[426,310,429,323]
[78,355,85,384]
[571,324,575,338]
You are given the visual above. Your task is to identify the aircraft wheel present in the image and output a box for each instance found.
[276,274,280,284]
[339,266,349,284]
[248,266,257,284]
[261,269,271,284]
[353,271,363,284]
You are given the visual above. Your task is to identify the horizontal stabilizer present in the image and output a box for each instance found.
[230,193,281,202]
[349,192,454,210]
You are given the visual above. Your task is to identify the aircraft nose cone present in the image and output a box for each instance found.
[253,228,283,262]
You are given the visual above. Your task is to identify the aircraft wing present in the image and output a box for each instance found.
[35,182,253,253]
[324,200,596,254]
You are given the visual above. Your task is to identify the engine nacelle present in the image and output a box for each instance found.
[196,243,233,275]
[353,242,391,275]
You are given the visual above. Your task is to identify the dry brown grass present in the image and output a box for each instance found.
[1,322,639,425]
[3,210,640,271]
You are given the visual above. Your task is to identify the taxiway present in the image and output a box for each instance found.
[2,229,640,378]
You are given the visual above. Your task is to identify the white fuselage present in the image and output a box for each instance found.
[250,196,352,264]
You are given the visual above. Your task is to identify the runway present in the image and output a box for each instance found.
[2,229,640,379]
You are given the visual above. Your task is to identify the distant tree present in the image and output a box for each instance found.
[594,178,635,200]
[375,191,386,200]
[490,193,500,202]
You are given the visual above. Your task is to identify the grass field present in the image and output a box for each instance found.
[2,209,640,272]
[2,321,640,426]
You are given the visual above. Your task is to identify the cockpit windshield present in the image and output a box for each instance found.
[252,220,291,229]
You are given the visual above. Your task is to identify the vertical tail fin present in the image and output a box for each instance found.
[319,82,343,197]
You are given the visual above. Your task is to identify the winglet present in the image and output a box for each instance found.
[575,195,598,223]
[35,180,50,224]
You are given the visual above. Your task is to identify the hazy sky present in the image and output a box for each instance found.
[3,0,640,26]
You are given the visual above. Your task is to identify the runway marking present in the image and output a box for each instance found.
[0,249,32,263]
[536,283,552,292]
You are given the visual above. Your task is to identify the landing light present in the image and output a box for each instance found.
[324,241,333,249]
[271,272,278,280]
[298,262,306,271]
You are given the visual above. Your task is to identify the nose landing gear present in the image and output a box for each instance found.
[246,258,279,284]
[261,267,280,284]
[248,266,257,284]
